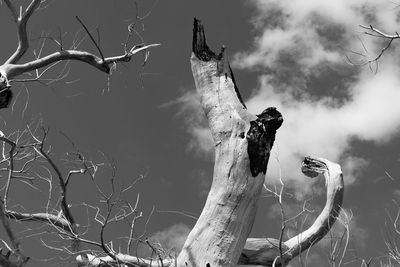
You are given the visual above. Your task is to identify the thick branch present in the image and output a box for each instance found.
[76,253,174,267]
[0,1,160,107]
[239,238,292,266]
[284,157,343,257]
[6,210,70,231]
[238,157,343,266]
[359,24,400,39]
[4,0,42,64]
[1,44,160,81]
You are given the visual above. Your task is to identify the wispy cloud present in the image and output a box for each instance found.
[149,223,190,254]
[234,0,399,72]
[233,0,400,195]
[245,65,400,196]
[161,90,213,158]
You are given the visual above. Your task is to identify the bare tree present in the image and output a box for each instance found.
[0,1,346,266]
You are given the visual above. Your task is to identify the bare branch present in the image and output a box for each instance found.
[4,0,42,64]
[38,130,75,227]
[0,135,28,266]
[76,253,174,267]
[2,44,160,82]
[3,0,18,21]
[75,16,105,61]
[0,0,160,109]
[284,157,344,258]
[349,24,400,70]
[360,24,400,39]
[238,157,344,266]
[6,210,70,231]
[0,136,17,209]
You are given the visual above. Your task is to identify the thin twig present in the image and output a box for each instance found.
[75,16,105,61]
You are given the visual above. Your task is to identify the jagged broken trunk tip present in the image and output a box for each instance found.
[192,18,246,109]
[192,18,222,61]
[178,18,269,267]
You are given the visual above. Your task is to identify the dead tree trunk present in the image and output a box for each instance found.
[176,19,283,267]
[176,20,344,267]
[75,19,344,267]
[76,19,344,267]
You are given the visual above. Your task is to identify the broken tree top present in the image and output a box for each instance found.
[192,18,225,61]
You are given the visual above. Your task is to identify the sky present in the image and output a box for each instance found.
[1,0,400,266]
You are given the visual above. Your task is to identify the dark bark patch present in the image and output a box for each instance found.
[301,157,328,178]
[229,65,247,109]
[0,89,13,109]
[246,107,283,177]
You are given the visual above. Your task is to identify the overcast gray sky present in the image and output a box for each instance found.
[1,0,400,266]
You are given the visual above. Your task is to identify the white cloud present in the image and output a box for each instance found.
[246,64,400,196]
[235,0,400,72]
[149,223,190,253]
[173,0,400,197]
[172,68,400,197]
[161,90,213,157]
[233,0,400,196]
[341,156,369,186]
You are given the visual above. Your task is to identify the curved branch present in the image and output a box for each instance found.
[284,157,343,257]
[0,0,160,107]
[2,44,160,81]
[238,157,344,266]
